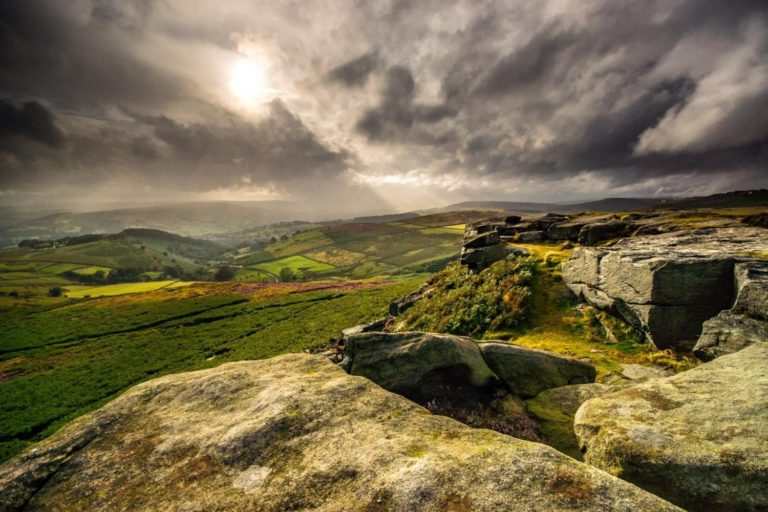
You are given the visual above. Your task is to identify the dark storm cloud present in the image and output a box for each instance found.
[0,0,184,110]
[0,100,63,147]
[1,0,768,206]
[328,51,380,87]
[356,65,457,142]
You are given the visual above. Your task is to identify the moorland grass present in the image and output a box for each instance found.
[0,277,424,463]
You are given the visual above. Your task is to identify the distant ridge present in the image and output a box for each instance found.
[437,189,768,214]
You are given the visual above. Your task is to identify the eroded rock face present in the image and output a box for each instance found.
[0,354,682,512]
[574,344,768,511]
[563,228,768,349]
[693,310,768,360]
[479,343,596,398]
[734,261,768,320]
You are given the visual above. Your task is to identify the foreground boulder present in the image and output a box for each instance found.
[574,344,768,511]
[0,354,681,512]
[479,342,596,398]
[345,332,497,395]
[345,332,597,400]
[563,227,768,349]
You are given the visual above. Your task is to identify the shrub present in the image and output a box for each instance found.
[395,259,537,337]
[214,266,236,281]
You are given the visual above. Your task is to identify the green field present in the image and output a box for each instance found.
[0,278,423,463]
[254,255,335,277]
[65,280,190,298]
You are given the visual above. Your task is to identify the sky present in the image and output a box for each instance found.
[1,0,767,214]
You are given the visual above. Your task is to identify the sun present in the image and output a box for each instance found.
[229,58,268,105]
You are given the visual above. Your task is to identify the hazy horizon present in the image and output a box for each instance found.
[2,1,768,215]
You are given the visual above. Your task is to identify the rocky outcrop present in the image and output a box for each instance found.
[693,310,768,360]
[344,332,597,400]
[577,221,631,246]
[691,261,768,359]
[574,344,768,511]
[478,342,596,398]
[733,261,768,320]
[563,228,768,350]
[461,223,508,270]
[0,354,681,512]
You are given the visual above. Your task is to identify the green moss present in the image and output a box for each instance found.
[526,394,582,460]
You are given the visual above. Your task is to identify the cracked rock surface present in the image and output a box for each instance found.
[0,354,680,512]
[574,344,768,512]
[563,227,768,349]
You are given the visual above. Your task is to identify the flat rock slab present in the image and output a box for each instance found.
[0,354,681,512]
[563,227,768,349]
[574,344,768,511]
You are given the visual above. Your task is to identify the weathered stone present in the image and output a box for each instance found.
[546,222,585,242]
[478,342,597,398]
[0,354,681,512]
[563,228,768,349]
[460,244,507,271]
[734,261,768,320]
[345,331,498,394]
[562,248,603,287]
[517,230,546,242]
[575,344,768,511]
[504,215,523,225]
[529,213,570,231]
[693,310,768,360]
[463,230,500,249]
[578,221,632,246]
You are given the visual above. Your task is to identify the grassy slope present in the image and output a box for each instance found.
[0,277,424,463]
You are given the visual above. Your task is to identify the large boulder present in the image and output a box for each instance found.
[0,354,682,512]
[577,221,631,246]
[733,261,768,320]
[546,222,585,242]
[464,230,501,249]
[563,228,768,349]
[460,244,507,271]
[574,344,768,511]
[517,230,546,243]
[478,342,596,398]
[692,310,768,360]
[345,332,498,395]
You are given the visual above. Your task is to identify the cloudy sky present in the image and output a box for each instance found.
[1,0,767,213]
